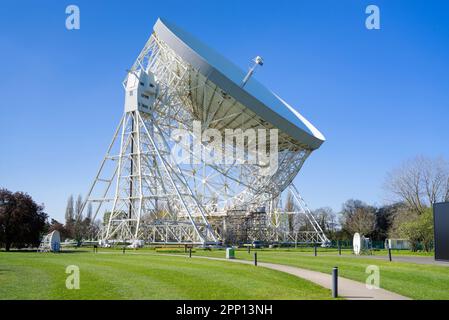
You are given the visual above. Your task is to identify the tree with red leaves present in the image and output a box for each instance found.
[0,188,48,251]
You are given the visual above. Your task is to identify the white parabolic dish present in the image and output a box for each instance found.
[153,18,325,150]
[353,232,361,255]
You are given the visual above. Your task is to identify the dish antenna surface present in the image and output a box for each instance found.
[353,233,371,255]
[81,18,327,245]
[353,233,361,255]
[38,230,61,252]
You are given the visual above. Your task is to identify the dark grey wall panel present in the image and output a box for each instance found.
[434,202,449,261]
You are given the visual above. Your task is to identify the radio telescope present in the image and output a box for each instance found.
[81,18,328,245]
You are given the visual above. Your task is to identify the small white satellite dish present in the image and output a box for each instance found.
[127,239,144,249]
[99,239,111,248]
[38,230,61,252]
[353,232,361,255]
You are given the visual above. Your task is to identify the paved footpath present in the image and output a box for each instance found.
[345,254,449,267]
[178,255,411,300]
[295,252,449,267]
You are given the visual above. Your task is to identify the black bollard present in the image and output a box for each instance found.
[332,267,338,298]
[338,241,341,256]
[254,252,257,266]
[123,246,126,254]
[248,245,251,254]
[314,243,317,256]
[189,247,192,258]
[388,247,392,262]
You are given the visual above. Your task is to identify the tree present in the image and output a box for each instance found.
[86,202,93,221]
[73,195,85,246]
[103,211,111,228]
[73,220,88,246]
[339,199,376,237]
[84,202,94,239]
[64,194,92,245]
[419,208,434,251]
[90,218,102,239]
[70,195,98,244]
[284,191,296,232]
[398,208,434,252]
[372,203,407,241]
[65,195,75,239]
[384,156,449,214]
[0,188,48,251]
[75,194,83,221]
[0,189,16,251]
[48,219,69,241]
[388,206,417,238]
[312,207,338,238]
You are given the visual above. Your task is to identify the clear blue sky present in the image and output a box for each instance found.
[1,1,448,222]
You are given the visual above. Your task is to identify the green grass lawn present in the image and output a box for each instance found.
[167,248,449,300]
[206,246,433,257]
[0,250,331,300]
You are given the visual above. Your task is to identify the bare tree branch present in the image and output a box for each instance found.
[384,155,449,214]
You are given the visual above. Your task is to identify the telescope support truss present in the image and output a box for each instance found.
[82,109,218,244]
[285,184,329,244]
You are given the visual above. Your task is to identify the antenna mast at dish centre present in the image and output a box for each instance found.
[80,18,328,246]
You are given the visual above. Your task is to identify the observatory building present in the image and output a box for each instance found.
[81,18,327,245]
